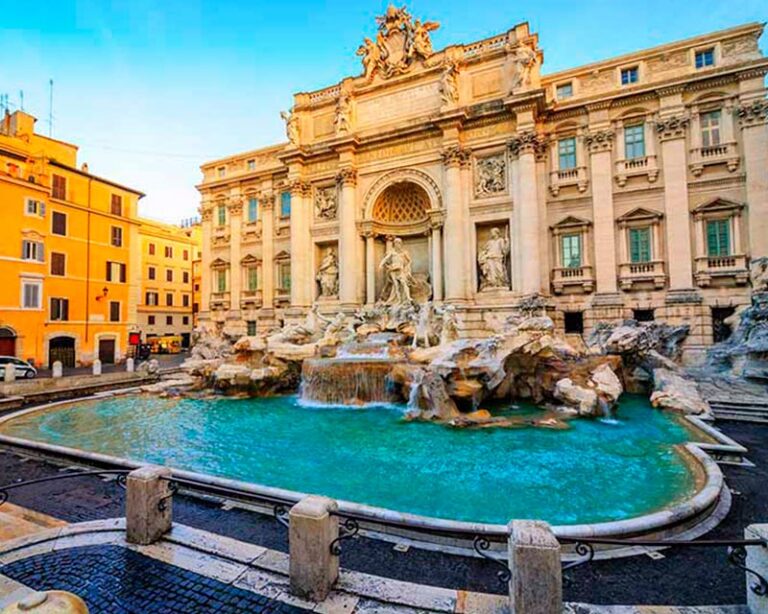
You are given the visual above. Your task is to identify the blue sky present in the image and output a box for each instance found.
[2,0,765,222]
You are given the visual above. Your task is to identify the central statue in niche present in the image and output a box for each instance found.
[379,237,415,305]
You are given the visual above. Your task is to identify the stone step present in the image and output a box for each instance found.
[708,398,768,409]
[712,409,768,424]
[0,503,66,541]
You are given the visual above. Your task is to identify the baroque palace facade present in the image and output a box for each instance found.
[198,8,768,359]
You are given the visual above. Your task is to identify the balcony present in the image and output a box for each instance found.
[552,265,594,294]
[549,166,588,196]
[240,289,263,309]
[694,254,749,287]
[209,292,231,310]
[618,261,666,290]
[615,155,659,187]
[689,143,739,177]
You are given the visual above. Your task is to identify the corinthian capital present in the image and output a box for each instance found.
[737,100,768,128]
[336,167,358,187]
[227,195,243,214]
[440,146,471,168]
[508,130,544,158]
[655,115,689,141]
[585,129,614,154]
[288,179,312,197]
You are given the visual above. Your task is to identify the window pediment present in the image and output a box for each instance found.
[274,250,291,262]
[693,198,744,220]
[241,254,261,265]
[210,257,229,269]
[551,215,591,230]
[617,207,663,225]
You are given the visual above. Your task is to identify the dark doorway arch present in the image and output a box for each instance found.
[49,336,75,368]
[0,327,16,357]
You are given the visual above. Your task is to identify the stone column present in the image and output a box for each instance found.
[126,465,173,545]
[364,231,376,305]
[228,196,243,321]
[430,222,444,302]
[508,520,562,614]
[745,524,768,614]
[442,146,471,303]
[738,100,768,259]
[536,144,551,293]
[337,168,358,308]
[510,132,543,295]
[200,207,213,321]
[289,181,312,308]
[586,128,618,294]
[261,192,275,311]
[657,114,695,290]
[289,495,339,602]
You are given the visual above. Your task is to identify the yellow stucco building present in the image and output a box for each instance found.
[0,110,143,367]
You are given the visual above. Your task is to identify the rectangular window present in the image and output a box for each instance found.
[22,240,44,262]
[50,297,69,321]
[22,281,41,309]
[558,138,577,170]
[278,262,291,291]
[695,48,715,69]
[164,246,173,258]
[109,301,120,322]
[217,205,226,227]
[166,315,173,325]
[564,312,584,335]
[561,234,582,268]
[106,261,126,283]
[148,243,156,255]
[247,321,257,336]
[629,227,652,263]
[246,266,259,291]
[624,124,645,160]
[182,294,190,307]
[217,166,226,178]
[52,174,66,200]
[166,293,173,307]
[148,266,156,280]
[183,249,189,261]
[111,194,123,216]
[633,309,655,322]
[50,252,66,276]
[145,292,159,306]
[706,219,731,257]
[216,270,227,293]
[166,269,173,282]
[280,191,291,218]
[148,315,156,325]
[51,211,67,236]
[556,82,573,99]
[247,197,258,223]
[247,159,256,171]
[182,271,190,284]
[111,226,123,247]
[701,111,722,148]
[621,66,639,85]
[25,198,45,216]
[182,316,190,325]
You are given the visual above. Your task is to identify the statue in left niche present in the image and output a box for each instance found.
[478,227,511,290]
[280,109,300,146]
[316,248,339,298]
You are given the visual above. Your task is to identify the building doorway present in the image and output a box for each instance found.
[0,327,16,357]
[712,307,736,343]
[98,338,116,364]
[181,333,191,348]
[49,336,75,368]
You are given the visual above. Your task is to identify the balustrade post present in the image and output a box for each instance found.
[52,361,63,378]
[289,495,339,602]
[745,524,768,614]
[126,465,173,545]
[508,520,562,614]
[92,359,101,376]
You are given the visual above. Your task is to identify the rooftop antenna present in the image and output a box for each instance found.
[48,79,54,136]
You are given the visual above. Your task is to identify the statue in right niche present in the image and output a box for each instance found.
[478,227,510,290]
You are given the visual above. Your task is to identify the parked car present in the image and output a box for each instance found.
[0,356,37,379]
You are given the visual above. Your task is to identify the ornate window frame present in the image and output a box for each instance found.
[617,207,666,290]
[692,197,748,287]
[549,215,594,294]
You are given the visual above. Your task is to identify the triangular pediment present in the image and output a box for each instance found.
[551,215,591,229]
[241,254,261,265]
[693,197,744,214]
[274,250,291,261]
[210,257,229,268]
[617,207,663,222]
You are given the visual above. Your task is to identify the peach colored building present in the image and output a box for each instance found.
[198,10,768,360]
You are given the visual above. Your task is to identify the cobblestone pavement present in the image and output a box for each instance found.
[1,544,309,613]
[0,420,766,605]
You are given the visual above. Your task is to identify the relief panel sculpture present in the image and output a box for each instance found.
[474,154,507,197]
[314,186,338,220]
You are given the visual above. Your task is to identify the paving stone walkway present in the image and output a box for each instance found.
[1,544,310,613]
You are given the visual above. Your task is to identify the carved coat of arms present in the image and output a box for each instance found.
[357,5,439,80]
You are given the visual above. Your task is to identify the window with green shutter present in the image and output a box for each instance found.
[706,219,731,256]
[561,234,582,268]
[558,138,577,170]
[629,227,651,263]
[280,192,291,218]
[247,266,259,291]
[217,205,226,227]
[247,197,258,223]
[624,124,645,160]
[216,270,227,292]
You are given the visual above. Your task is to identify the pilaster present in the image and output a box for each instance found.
[289,179,312,308]
[261,192,275,311]
[441,145,471,303]
[738,99,768,259]
[586,127,618,294]
[200,205,213,322]
[228,195,243,321]
[336,168,359,307]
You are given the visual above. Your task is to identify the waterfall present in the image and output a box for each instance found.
[407,370,425,411]
[300,358,402,405]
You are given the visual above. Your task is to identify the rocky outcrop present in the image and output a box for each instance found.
[650,368,711,417]
[553,363,623,417]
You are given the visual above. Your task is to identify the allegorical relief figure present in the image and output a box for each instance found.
[510,41,537,92]
[379,237,414,306]
[314,186,338,220]
[475,154,506,196]
[280,109,300,146]
[439,61,460,106]
[478,227,511,291]
[334,90,351,135]
[316,248,339,298]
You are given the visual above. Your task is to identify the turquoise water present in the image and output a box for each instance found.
[0,394,698,525]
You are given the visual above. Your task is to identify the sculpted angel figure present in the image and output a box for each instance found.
[356,37,381,81]
[439,62,459,105]
[280,109,300,145]
[379,237,414,306]
[412,19,439,58]
[316,249,339,297]
[510,42,537,91]
[478,227,510,290]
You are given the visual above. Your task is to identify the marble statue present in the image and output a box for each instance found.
[334,91,351,135]
[356,37,381,81]
[314,186,337,220]
[316,248,339,297]
[439,62,459,105]
[412,19,440,58]
[280,109,300,145]
[437,304,459,346]
[379,237,414,306]
[478,227,510,290]
[750,256,768,292]
[475,154,506,196]
[412,301,432,348]
[510,42,537,91]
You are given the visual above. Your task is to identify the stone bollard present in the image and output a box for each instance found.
[3,365,15,382]
[745,524,768,614]
[126,358,135,373]
[289,495,339,602]
[125,465,173,546]
[508,520,562,614]
[52,361,63,378]
[92,359,102,376]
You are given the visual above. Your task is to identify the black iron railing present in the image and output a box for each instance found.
[0,469,131,509]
